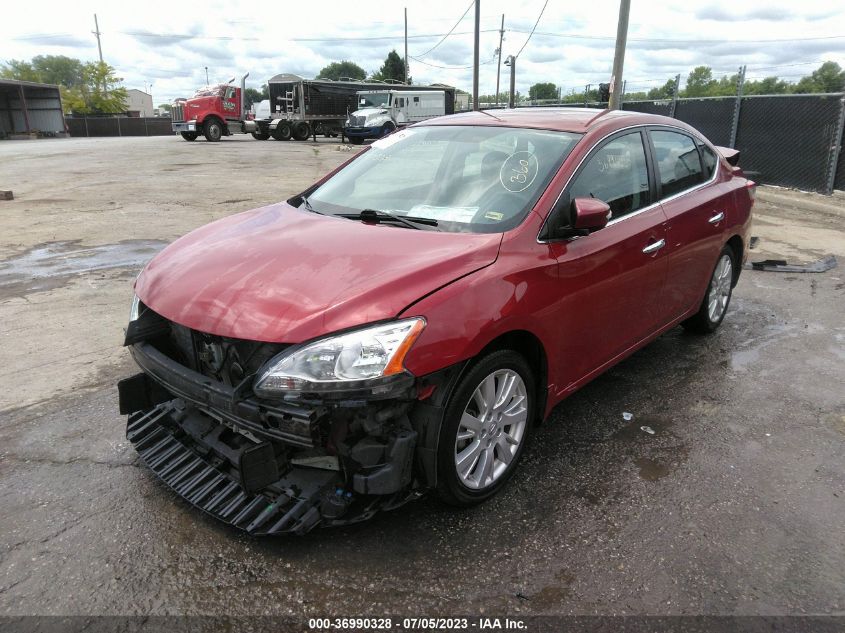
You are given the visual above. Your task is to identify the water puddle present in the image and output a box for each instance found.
[0,239,167,298]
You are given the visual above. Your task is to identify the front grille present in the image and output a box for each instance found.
[172,103,185,122]
[348,115,365,127]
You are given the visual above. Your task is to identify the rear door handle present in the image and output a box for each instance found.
[708,211,725,224]
[642,239,665,254]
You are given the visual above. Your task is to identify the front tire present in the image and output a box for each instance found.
[180,132,198,141]
[203,119,222,142]
[436,350,534,506]
[348,136,363,145]
[682,245,736,334]
[381,121,396,137]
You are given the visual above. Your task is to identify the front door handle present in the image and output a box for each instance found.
[708,211,725,224]
[642,238,665,254]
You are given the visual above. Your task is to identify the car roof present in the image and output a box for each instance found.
[419,107,681,135]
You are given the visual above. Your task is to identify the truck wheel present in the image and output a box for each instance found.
[203,119,223,142]
[272,122,291,141]
[292,122,310,141]
[180,132,198,141]
[349,136,363,145]
[251,131,270,140]
[381,122,396,137]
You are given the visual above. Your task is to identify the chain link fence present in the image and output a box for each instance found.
[66,116,173,137]
[527,92,845,194]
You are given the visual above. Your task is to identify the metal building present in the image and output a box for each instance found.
[0,79,67,139]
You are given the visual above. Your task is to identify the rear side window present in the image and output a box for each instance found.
[651,130,704,198]
[697,140,719,178]
[569,131,651,220]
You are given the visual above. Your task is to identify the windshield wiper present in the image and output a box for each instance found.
[338,209,438,230]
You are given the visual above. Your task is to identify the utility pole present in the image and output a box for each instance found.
[472,0,480,110]
[92,14,104,64]
[205,66,209,85]
[495,14,504,106]
[506,56,516,108]
[404,8,409,84]
[608,0,630,110]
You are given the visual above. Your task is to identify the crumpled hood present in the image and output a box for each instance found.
[135,203,502,342]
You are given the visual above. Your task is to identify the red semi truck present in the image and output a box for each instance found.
[171,73,263,142]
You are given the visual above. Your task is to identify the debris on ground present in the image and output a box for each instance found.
[640,425,656,435]
[622,412,634,421]
[747,255,837,273]
[749,236,759,249]
[1,190,12,200]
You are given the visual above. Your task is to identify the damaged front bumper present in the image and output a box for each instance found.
[119,338,443,535]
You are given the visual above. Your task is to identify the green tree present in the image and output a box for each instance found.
[744,76,790,95]
[371,50,407,83]
[0,59,39,82]
[260,84,269,99]
[684,66,715,97]
[646,78,677,100]
[63,62,128,114]
[317,60,367,81]
[157,103,172,114]
[243,87,262,107]
[528,82,558,100]
[793,61,845,93]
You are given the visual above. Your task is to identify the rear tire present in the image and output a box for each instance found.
[272,122,291,141]
[180,132,198,141]
[292,121,310,141]
[682,245,736,334]
[203,119,223,142]
[436,350,534,507]
[251,131,270,140]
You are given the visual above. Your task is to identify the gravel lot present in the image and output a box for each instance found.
[0,135,843,619]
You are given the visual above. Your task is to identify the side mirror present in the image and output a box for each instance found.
[571,198,610,231]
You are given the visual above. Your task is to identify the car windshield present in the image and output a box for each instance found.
[306,125,582,233]
[193,84,226,98]
[359,92,390,107]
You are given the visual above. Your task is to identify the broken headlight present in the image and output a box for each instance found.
[253,318,425,398]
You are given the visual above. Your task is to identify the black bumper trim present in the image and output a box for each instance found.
[127,402,334,535]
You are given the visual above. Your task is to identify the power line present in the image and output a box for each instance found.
[514,0,549,58]
[409,54,497,70]
[414,0,475,57]
[508,28,845,44]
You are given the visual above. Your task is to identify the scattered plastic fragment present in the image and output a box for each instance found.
[622,412,633,421]
[640,425,656,435]
[747,255,837,273]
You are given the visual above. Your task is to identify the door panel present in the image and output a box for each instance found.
[546,130,669,390]
[650,131,730,320]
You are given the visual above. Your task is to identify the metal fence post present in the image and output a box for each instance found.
[584,84,590,108]
[826,96,845,195]
[84,116,89,137]
[729,65,746,149]
[669,74,680,118]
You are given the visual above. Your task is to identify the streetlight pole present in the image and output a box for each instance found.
[404,8,409,84]
[205,67,209,85]
[608,0,631,110]
[507,56,516,108]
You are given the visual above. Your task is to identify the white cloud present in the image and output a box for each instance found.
[2,0,843,103]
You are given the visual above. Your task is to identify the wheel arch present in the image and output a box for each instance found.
[725,234,744,286]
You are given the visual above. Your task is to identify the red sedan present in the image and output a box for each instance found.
[120,108,754,534]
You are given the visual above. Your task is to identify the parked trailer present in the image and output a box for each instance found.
[264,74,456,141]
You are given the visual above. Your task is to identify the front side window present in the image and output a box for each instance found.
[652,130,704,198]
[306,125,582,234]
[568,131,651,220]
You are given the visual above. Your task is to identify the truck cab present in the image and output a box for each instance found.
[343,89,446,144]
[171,74,258,142]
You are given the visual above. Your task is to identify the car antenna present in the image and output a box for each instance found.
[477,109,503,121]
[585,108,612,127]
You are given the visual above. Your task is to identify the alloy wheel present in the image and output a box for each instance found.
[707,253,733,322]
[454,369,528,490]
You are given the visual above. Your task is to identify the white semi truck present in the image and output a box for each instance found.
[343,90,447,144]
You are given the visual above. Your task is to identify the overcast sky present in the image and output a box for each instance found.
[3,0,844,103]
